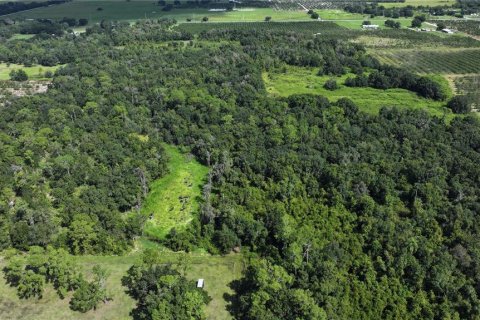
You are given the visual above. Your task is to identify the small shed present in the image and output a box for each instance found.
[442,28,454,34]
[197,279,204,288]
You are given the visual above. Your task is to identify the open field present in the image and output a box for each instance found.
[0,63,61,80]
[142,144,208,240]
[335,17,412,29]
[0,251,243,320]
[379,0,456,8]
[263,66,451,117]
[370,48,480,74]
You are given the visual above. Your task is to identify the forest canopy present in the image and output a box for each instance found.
[0,19,479,319]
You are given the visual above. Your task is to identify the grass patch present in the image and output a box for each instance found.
[0,63,60,80]
[0,251,243,320]
[8,34,35,40]
[336,18,412,30]
[142,144,209,240]
[263,66,451,118]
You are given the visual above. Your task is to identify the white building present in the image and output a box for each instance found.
[362,25,379,30]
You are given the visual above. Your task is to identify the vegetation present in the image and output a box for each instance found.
[0,7,479,320]
[123,261,211,319]
[142,144,209,240]
[370,48,480,74]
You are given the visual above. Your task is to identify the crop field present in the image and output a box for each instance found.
[0,251,243,320]
[0,63,60,80]
[371,48,480,74]
[430,19,480,36]
[2,1,310,23]
[379,0,456,8]
[176,20,345,34]
[263,66,451,117]
[142,144,208,240]
[453,74,480,109]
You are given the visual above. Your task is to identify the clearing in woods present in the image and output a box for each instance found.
[0,251,243,320]
[142,144,209,240]
[263,65,452,118]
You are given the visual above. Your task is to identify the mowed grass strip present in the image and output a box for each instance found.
[0,251,243,320]
[379,0,456,8]
[142,144,208,240]
[263,66,451,117]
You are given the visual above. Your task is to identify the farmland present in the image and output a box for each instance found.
[370,48,480,74]
[176,20,345,34]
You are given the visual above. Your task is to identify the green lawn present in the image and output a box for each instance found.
[0,63,61,80]
[0,251,243,320]
[263,66,452,117]
[142,144,209,240]
[8,34,35,40]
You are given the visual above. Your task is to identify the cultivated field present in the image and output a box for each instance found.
[379,0,456,8]
[2,1,310,23]
[176,20,344,34]
[371,48,480,74]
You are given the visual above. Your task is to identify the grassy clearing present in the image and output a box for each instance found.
[263,66,451,117]
[8,34,35,40]
[0,63,61,80]
[142,144,209,240]
[379,0,456,8]
[0,251,243,320]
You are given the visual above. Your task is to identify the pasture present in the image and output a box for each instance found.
[0,251,243,320]
[263,66,451,117]
[142,144,208,240]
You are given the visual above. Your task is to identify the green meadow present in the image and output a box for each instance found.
[0,63,61,80]
[0,251,243,320]
[142,144,209,240]
[263,66,452,117]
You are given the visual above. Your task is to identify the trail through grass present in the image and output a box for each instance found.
[143,144,209,240]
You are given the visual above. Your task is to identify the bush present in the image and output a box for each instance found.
[447,95,472,114]
[9,69,28,82]
[265,16,272,22]
[323,79,338,91]
[311,12,319,19]
[202,16,209,22]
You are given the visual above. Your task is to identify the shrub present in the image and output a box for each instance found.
[447,95,472,114]
[323,79,338,91]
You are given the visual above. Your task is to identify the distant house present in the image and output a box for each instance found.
[197,279,204,288]
[362,24,379,30]
[442,28,454,34]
